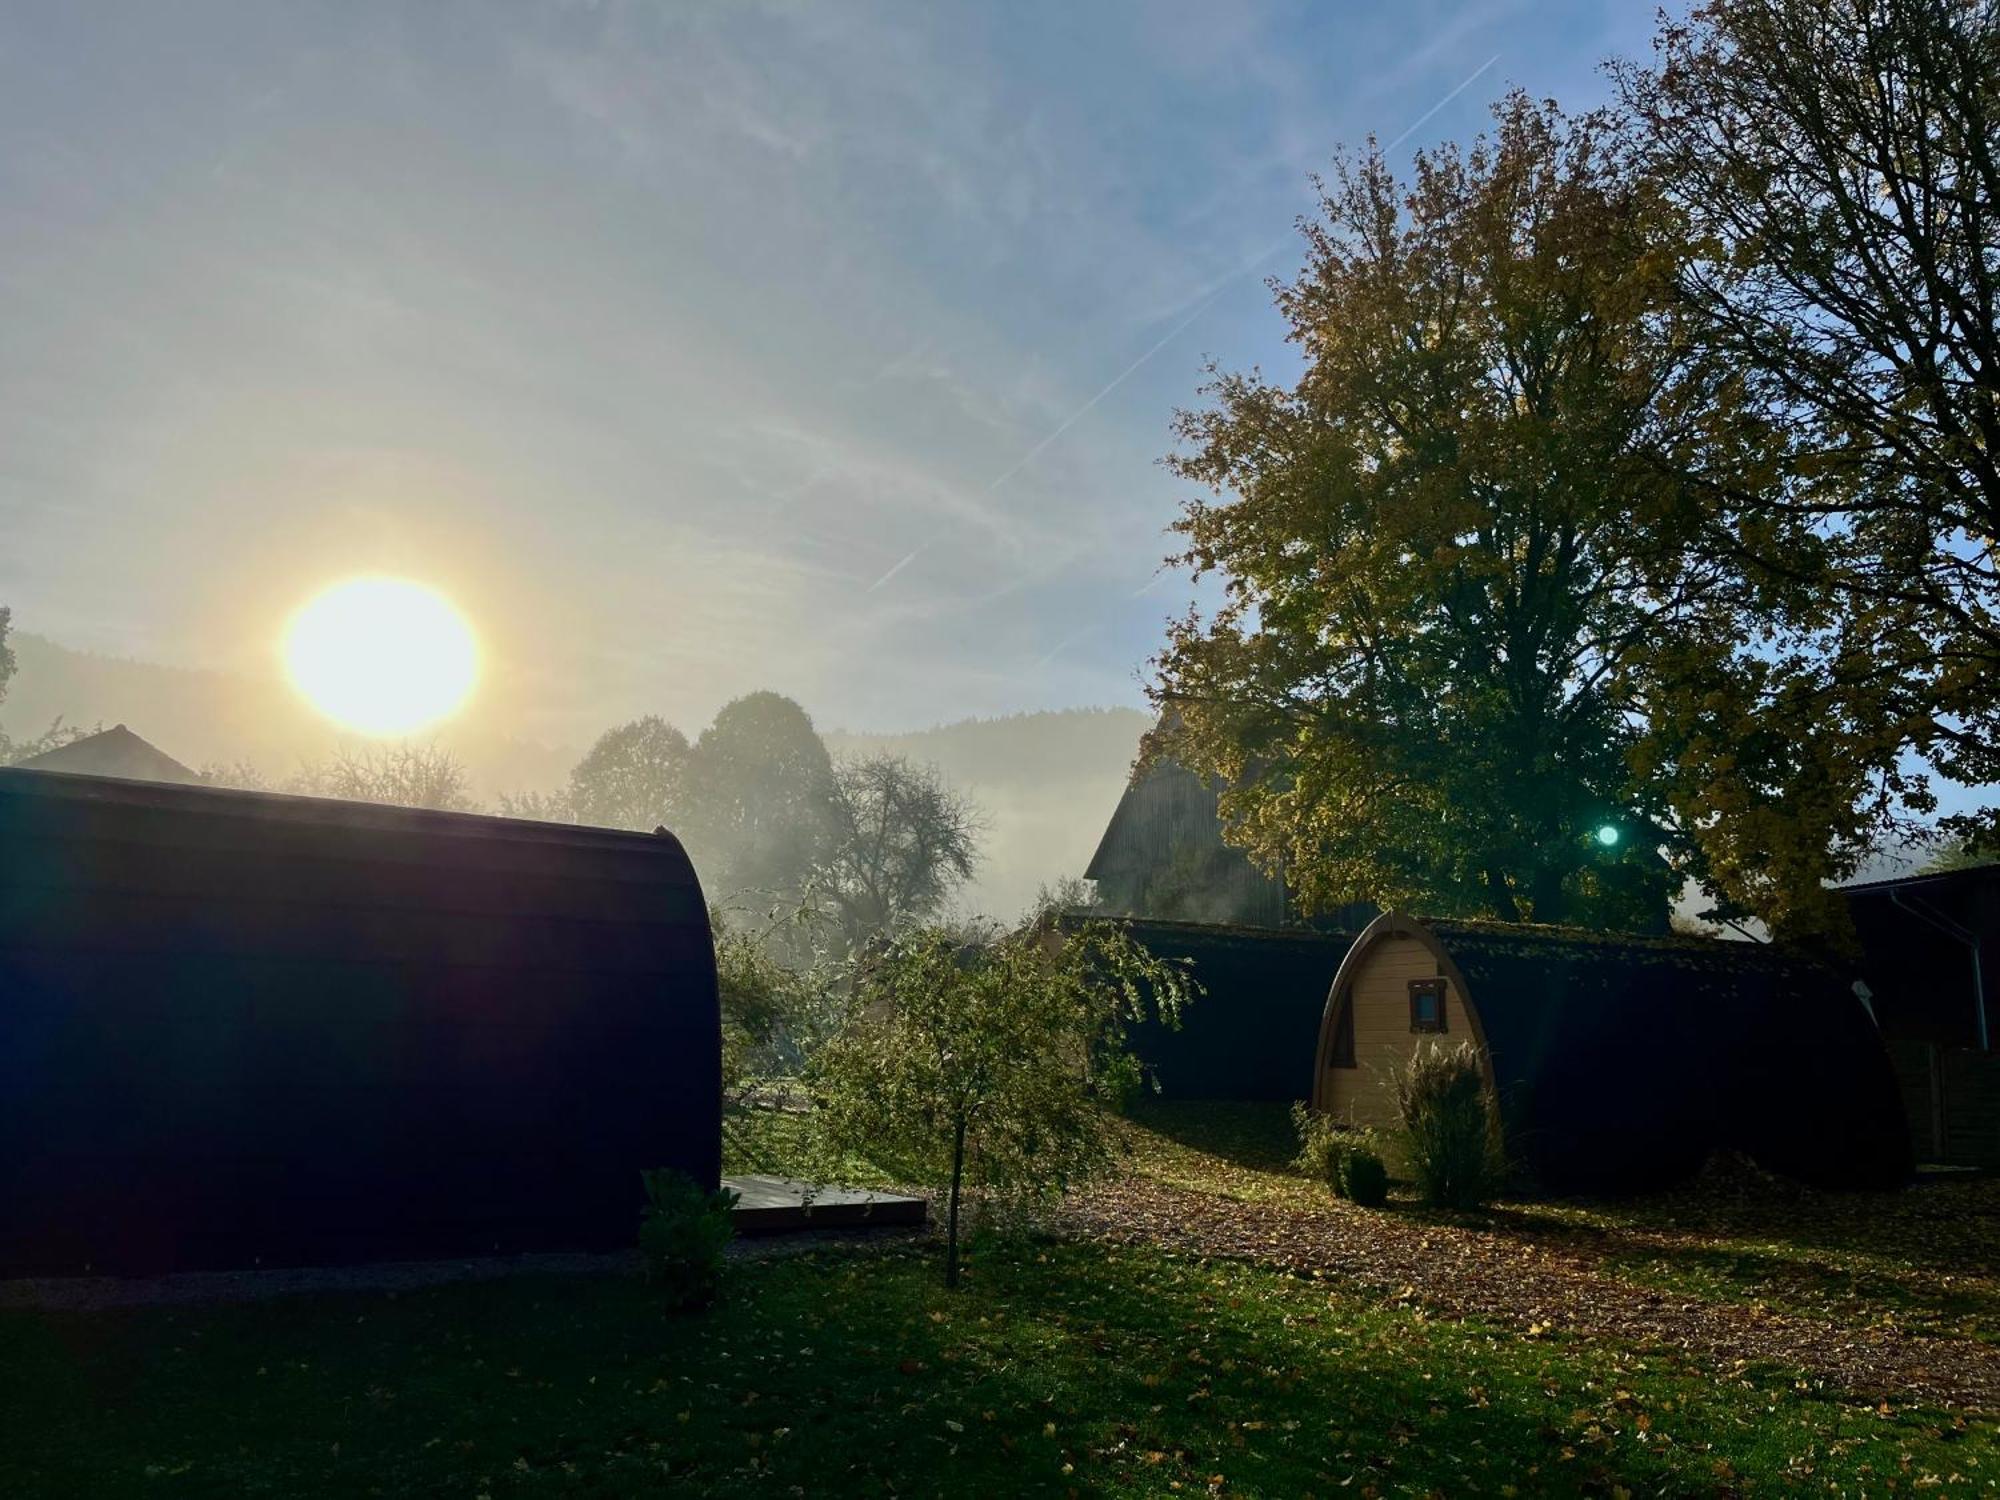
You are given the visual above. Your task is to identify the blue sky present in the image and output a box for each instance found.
[0,1,1659,739]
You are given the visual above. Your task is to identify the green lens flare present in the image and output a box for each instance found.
[1595,824,1620,847]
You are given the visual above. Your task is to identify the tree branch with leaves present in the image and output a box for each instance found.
[807,921,1197,1288]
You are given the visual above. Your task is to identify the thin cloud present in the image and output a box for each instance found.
[992,52,1502,502]
[1020,50,1505,663]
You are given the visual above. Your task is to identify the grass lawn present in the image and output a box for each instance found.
[2,1101,1993,1496]
[4,1237,1994,1497]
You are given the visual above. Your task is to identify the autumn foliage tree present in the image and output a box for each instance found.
[565,714,693,833]
[1154,95,1790,931]
[1619,0,2000,865]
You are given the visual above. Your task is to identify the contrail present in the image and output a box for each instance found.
[873,51,1506,603]
[991,51,1502,500]
[865,542,927,593]
[1378,52,1499,155]
[983,268,1251,495]
[1020,51,1505,661]
[1032,628,1087,670]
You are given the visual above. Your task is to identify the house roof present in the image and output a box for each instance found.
[1083,757,1200,880]
[12,724,203,785]
[1842,862,2000,899]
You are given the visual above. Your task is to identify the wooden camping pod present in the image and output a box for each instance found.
[0,767,721,1275]
[1313,912,1910,1193]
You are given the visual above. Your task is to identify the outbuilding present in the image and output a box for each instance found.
[1052,914,1359,1100]
[1312,912,1909,1192]
[0,766,721,1276]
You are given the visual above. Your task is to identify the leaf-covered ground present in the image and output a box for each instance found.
[734,1099,2000,1410]
[1124,1106,1997,1340]
[1,1102,1993,1495]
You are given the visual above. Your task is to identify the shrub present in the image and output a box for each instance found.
[1392,1041,1507,1211]
[1291,1102,1388,1203]
[638,1169,739,1310]
[1341,1147,1390,1207]
[809,922,1196,1288]
[1291,1102,1344,1189]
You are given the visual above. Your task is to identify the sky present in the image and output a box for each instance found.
[0,0,1660,742]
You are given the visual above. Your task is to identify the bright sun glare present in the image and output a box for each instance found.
[283,577,479,737]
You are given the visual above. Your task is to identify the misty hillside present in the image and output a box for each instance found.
[2,632,1148,919]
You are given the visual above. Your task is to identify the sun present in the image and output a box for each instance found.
[283,577,479,736]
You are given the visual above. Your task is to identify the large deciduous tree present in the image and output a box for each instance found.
[683,691,837,909]
[565,714,693,832]
[818,753,981,951]
[1619,0,2000,852]
[1152,95,1788,931]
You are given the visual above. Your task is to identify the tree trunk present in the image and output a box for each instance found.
[944,1114,967,1290]
[1484,869,1522,923]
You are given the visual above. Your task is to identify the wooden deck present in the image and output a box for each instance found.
[723,1176,928,1235]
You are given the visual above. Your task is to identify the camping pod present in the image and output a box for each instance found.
[1046,914,1358,1100]
[1311,912,1910,1193]
[0,767,721,1275]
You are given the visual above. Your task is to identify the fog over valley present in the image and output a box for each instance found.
[1,629,1148,919]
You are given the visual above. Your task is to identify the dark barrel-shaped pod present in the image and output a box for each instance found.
[0,768,721,1276]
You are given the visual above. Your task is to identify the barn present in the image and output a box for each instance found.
[1844,863,2000,1167]
[1312,912,1910,1192]
[0,766,720,1276]
[1086,755,1290,926]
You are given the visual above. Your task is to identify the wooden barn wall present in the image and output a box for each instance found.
[0,778,721,1276]
[1891,1040,2000,1168]
[1093,765,1287,927]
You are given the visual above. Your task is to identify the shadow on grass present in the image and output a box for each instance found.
[1470,1170,2000,1342]
[1122,1099,1301,1174]
[6,1236,1969,1497]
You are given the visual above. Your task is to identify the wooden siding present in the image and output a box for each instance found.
[1321,935,1473,1129]
[1890,1040,2000,1167]
[1086,760,1289,927]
